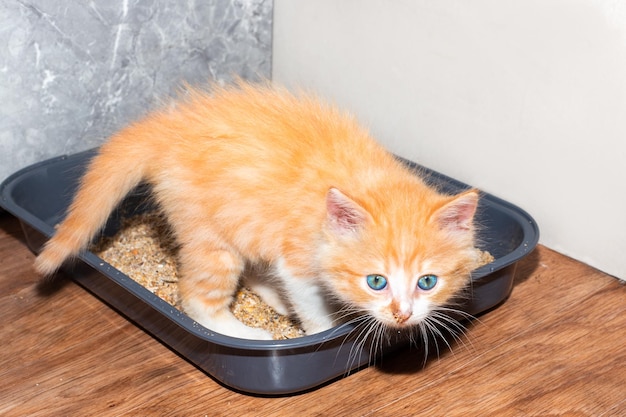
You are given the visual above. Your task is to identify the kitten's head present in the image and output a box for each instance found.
[319,181,480,331]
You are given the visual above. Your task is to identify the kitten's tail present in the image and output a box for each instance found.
[34,127,150,276]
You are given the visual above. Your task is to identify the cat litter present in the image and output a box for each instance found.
[91,212,305,340]
[0,149,539,395]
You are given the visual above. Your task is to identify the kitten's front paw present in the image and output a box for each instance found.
[201,320,274,340]
[301,322,334,336]
[235,326,274,341]
[189,310,274,340]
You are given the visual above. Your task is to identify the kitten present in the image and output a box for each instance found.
[35,82,480,341]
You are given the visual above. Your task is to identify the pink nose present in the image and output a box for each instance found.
[393,310,412,324]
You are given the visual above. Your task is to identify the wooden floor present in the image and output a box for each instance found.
[0,212,624,416]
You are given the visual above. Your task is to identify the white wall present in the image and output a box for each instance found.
[272,0,626,280]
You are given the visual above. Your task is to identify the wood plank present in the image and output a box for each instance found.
[0,212,624,416]
[371,275,626,416]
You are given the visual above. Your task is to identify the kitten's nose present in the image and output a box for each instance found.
[393,310,412,324]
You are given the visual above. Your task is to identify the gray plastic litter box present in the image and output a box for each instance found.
[0,149,539,395]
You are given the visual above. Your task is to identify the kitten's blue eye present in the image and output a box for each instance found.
[418,274,438,291]
[366,274,388,291]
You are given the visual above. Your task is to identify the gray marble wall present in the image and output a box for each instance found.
[0,0,272,181]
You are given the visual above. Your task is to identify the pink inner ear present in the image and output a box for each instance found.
[326,188,368,236]
[436,191,479,232]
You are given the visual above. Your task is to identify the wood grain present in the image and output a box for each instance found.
[0,212,624,416]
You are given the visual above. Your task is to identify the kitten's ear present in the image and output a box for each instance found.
[326,188,370,237]
[432,190,479,234]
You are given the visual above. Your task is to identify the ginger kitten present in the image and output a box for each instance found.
[35,82,480,341]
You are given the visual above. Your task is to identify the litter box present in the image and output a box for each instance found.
[0,149,539,395]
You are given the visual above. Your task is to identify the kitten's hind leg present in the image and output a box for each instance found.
[177,245,273,340]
